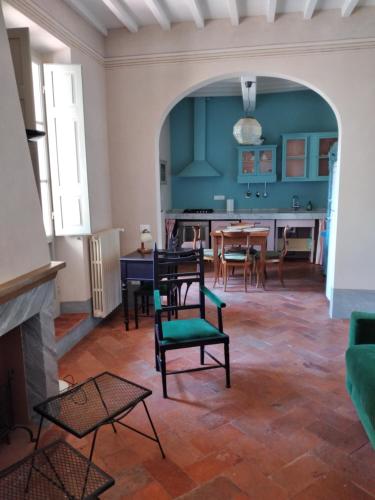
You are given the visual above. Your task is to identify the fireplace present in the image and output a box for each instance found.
[0,262,64,426]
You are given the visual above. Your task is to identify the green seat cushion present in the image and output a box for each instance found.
[203,249,220,257]
[160,318,225,344]
[223,252,248,261]
[346,345,375,434]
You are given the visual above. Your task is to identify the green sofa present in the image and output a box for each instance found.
[346,311,375,448]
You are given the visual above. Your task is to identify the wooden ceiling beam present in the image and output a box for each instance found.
[65,0,108,35]
[341,0,360,17]
[145,0,171,30]
[266,0,277,23]
[303,0,318,20]
[101,0,138,32]
[186,0,205,29]
[226,0,239,26]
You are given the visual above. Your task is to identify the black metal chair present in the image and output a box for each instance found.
[153,246,230,398]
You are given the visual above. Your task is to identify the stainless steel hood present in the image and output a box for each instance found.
[178,97,220,177]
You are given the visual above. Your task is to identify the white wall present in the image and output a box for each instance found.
[55,236,91,303]
[0,7,49,283]
[104,9,375,316]
[4,0,113,305]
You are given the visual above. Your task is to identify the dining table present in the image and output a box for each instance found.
[210,226,270,288]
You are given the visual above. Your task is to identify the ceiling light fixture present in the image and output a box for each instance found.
[233,81,263,145]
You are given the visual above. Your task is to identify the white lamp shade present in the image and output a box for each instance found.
[140,231,153,243]
[233,117,262,145]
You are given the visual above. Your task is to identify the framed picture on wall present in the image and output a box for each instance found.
[160,160,167,184]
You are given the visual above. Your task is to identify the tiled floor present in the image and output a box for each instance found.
[54,312,89,339]
[1,262,374,499]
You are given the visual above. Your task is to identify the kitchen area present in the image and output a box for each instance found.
[161,76,338,274]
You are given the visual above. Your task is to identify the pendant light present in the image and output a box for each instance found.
[233,81,263,145]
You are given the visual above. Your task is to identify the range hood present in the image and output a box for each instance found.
[178,97,220,177]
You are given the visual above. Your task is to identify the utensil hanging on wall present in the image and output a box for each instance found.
[263,182,268,198]
[245,183,252,198]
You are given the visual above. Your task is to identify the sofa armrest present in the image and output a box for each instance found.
[349,311,375,346]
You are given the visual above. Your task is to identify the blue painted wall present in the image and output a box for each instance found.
[170,90,338,210]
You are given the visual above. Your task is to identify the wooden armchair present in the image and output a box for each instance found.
[153,246,230,398]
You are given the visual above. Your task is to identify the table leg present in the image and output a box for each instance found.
[81,428,99,499]
[25,416,44,492]
[310,225,316,263]
[122,280,129,331]
[213,236,219,287]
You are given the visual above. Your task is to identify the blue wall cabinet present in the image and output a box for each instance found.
[282,132,337,182]
[281,134,309,181]
[237,145,277,183]
[310,132,338,180]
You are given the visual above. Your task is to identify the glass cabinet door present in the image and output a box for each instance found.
[241,151,255,175]
[259,149,274,174]
[317,137,337,178]
[284,138,307,179]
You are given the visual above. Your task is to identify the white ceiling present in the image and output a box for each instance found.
[63,0,375,36]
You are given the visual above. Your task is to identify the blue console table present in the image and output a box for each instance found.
[120,251,153,331]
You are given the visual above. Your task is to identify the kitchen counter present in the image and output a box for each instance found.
[166,209,326,220]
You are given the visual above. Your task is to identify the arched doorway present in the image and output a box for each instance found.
[157,73,340,300]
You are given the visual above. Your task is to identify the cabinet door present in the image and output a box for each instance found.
[240,150,256,176]
[282,136,308,181]
[238,146,276,183]
[258,148,274,175]
[313,134,338,180]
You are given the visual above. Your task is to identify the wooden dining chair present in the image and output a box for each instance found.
[191,225,223,286]
[255,226,289,286]
[220,231,254,292]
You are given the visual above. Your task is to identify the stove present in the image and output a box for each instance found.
[183,209,214,214]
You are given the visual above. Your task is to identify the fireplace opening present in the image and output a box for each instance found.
[0,327,29,427]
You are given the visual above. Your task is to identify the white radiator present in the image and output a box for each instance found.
[89,229,123,318]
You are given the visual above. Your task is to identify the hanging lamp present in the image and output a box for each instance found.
[233,81,263,145]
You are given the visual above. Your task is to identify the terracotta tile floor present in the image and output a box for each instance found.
[54,312,89,339]
[1,262,375,499]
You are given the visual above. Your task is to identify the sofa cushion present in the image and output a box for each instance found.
[346,345,375,428]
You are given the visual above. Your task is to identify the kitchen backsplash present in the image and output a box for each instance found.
[170,90,337,209]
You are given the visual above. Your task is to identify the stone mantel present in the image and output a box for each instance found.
[0,261,65,306]
[0,261,65,420]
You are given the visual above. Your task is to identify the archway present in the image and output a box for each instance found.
[155,72,341,301]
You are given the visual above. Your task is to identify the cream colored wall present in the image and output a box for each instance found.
[0,7,49,284]
[2,0,112,305]
[105,10,375,297]
[55,237,91,303]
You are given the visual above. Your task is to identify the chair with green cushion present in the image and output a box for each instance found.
[153,246,230,398]
[220,231,254,292]
[254,226,289,287]
[346,311,375,448]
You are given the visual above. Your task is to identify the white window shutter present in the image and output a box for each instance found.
[43,64,91,235]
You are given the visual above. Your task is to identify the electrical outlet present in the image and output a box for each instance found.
[214,195,225,200]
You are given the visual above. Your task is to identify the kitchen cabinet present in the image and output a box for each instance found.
[281,132,337,182]
[237,145,277,183]
[276,219,316,262]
